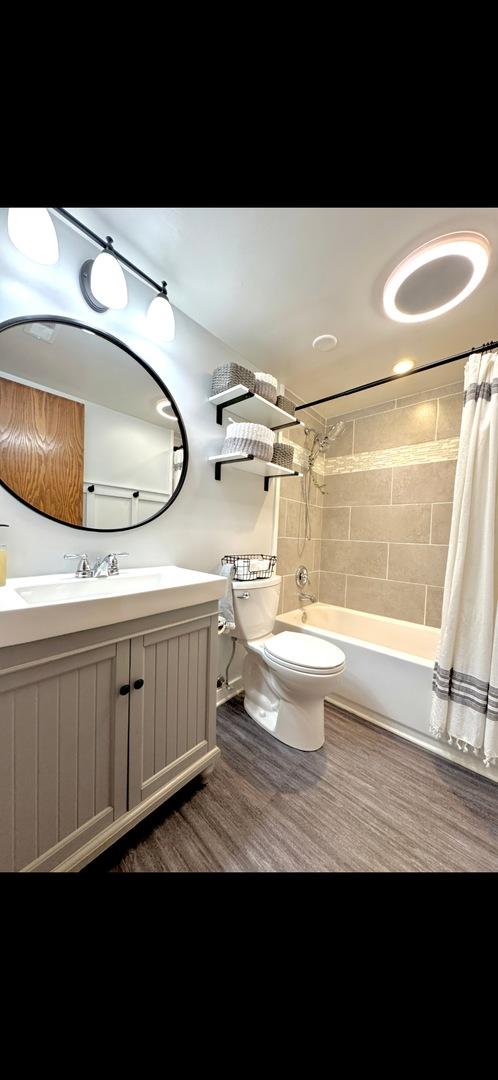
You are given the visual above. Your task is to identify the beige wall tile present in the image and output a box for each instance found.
[321,539,388,577]
[426,587,444,628]
[280,475,305,499]
[431,503,453,545]
[324,468,392,506]
[282,571,319,613]
[327,400,396,424]
[278,498,287,537]
[310,505,322,538]
[322,506,350,540]
[354,400,436,454]
[285,499,302,538]
[388,543,448,587]
[436,394,463,439]
[314,541,322,571]
[319,572,346,605]
[346,575,426,624]
[350,503,431,543]
[395,380,463,408]
[392,459,456,504]
[277,537,315,577]
[326,422,354,458]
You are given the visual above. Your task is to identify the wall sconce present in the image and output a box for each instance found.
[80,236,128,312]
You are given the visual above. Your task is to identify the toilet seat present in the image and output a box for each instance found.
[263,631,345,676]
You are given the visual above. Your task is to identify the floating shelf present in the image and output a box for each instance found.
[209,384,303,430]
[209,453,302,492]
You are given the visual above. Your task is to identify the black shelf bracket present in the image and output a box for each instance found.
[263,470,300,492]
[216,391,253,425]
[271,419,301,431]
[214,455,254,481]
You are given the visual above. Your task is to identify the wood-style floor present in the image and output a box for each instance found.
[85,695,498,873]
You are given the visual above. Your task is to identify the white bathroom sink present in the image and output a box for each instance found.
[0,565,227,648]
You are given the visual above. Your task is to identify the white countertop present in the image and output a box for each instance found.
[0,565,227,649]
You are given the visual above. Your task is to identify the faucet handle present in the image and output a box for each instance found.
[107,552,129,575]
[64,553,91,578]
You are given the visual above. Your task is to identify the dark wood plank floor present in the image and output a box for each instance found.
[85,695,498,873]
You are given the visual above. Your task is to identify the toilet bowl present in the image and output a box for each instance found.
[232,576,345,751]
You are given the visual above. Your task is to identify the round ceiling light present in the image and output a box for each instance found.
[392,358,415,375]
[383,231,490,323]
[312,334,338,352]
[156,398,174,417]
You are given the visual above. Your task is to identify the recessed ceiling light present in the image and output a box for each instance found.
[313,334,338,352]
[156,398,174,417]
[392,358,415,375]
[383,231,490,324]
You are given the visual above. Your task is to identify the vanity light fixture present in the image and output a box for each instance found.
[7,208,59,265]
[392,358,414,375]
[80,236,128,312]
[47,208,176,340]
[147,281,175,342]
[383,231,490,323]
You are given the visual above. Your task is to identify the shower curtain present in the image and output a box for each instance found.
[430,351,498,768]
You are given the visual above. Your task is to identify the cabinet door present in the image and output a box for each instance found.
[128,615,217,809]
[0,641,130,872]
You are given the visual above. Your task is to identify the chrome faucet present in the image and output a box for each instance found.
[299,591,317,605]
[64,552,129,578]
[91,553,129,577]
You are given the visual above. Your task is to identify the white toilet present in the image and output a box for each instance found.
[232,575,345,751]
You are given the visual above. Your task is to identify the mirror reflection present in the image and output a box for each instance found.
[0,319,186,530]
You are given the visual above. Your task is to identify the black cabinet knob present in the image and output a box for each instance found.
[119,684,130,696]
[133,678,144,690]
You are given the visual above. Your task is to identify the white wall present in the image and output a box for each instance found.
[84,401,173,494]
[0,207,279,683]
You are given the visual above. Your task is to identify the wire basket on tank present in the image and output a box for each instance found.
[221,554,277,581]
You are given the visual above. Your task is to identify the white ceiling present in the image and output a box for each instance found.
[89,207,498,416]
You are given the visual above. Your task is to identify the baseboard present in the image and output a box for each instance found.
[217,676,243,707]
[325,694,498,784]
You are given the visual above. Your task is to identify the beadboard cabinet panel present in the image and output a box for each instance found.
[0,603,219,871]
[128,614,218,808]
[0,641,129,872]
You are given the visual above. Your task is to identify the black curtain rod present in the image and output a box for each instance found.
[51,207,163,294]
[294,339,498,412]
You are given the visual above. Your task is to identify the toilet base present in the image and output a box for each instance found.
[242,651,325,751]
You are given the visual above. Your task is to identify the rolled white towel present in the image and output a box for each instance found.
[249,558,270,572]
[255,372,278,388]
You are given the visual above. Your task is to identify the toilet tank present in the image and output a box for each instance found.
[232,575,282,642]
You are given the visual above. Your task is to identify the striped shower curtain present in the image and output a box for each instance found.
[430,351,498,768]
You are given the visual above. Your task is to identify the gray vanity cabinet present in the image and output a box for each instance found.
[0,603,219,872]
[128,614,217,809]
[0,641,130,872]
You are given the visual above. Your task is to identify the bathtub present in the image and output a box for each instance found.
[275,603,496,780]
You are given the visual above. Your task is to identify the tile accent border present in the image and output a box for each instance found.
[325,436,459,475]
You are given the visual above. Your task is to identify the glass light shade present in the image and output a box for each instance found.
[7,208,59,265]
[90,250,128,310]
[147,293,175,341]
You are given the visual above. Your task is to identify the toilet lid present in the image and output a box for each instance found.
[264,631,345,674]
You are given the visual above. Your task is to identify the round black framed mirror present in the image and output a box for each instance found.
[0,315,188,531]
